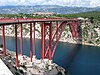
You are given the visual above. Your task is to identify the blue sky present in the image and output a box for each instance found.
[0,0,100,7]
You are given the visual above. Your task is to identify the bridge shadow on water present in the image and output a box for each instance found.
[66,20,82,73]
[53,21,82,75]
[54,43,82,75]
[65,44,82,74]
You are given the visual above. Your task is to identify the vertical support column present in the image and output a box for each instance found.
[75,21,79,39]
[30,23,33,62]
[20,23,23,55]
[69,22,75,40]
[2,25,6,57]
[48,22,52,60]
[15,25,18,67]
[33,22,36,56]
[56,21,58,28]
[72,21,78,39]
[41,22,45,59]
[56,21,58,41]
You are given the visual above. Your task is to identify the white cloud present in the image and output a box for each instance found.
[90,0,100,7]
[0,0,100,7]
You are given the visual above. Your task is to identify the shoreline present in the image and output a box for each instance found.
[0,34,100,47]
[0,48,66,75]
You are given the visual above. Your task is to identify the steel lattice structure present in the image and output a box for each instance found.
[0,18,79,67]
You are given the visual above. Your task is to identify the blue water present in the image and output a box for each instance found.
[0,36,100,75]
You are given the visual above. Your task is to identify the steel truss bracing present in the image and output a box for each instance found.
[45,21,79,58]
[0,18,79,68]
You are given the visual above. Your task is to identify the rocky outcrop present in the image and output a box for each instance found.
[79,18,100,46]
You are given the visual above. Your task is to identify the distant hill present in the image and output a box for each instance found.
[56,11,100,20]
[0,5,100,14]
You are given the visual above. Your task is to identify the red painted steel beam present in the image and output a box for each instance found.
[30,23,33,62]
[52,21,66,40]
[15,25,18,67]
[56,22,58,40]
[51,23,66,58]
[73,21,76,39]
[2,25,6,57]
[33,22,36,56]
[20,23,23,55]
[51,22,74,58]
[75,21,79,39]
[41,22,45,59]
[0,18,78,25]
[45,21,67,57]
[69,22,75,39]
[48,22,52,60]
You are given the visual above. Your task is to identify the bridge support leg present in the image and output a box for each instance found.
[48,22,52,60]
[69,24,75,40]
[20,23,23,56]
[75,21,79,39]
[2,25,6,57]
[30,23,33,62]
[15,25,18,67]
[41,22,45,59]
[56,22,58,41]
[33,22,36,56]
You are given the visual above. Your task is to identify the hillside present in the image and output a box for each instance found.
[0,5,100,14]
[56,11,100,20]
[0,11,100,20]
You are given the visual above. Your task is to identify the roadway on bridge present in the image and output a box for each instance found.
[0,18,78,25]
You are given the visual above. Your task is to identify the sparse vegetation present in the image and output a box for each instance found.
[56,11,100,21]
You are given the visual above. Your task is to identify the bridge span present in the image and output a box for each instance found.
[0,18,79,67]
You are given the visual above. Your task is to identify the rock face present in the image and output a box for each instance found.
[0,49,66,75]
[18,55,66,75]
[79,18,100,46]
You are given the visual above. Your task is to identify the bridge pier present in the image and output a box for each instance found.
[15,25,18,67]
[2,25,6,57]
[30,23,33,62]
[56,21,58,40]
[20,23,23,56]
[48,22,52,60]
[74,21,79,39]
[33,22,36,56]
[41,22,45,60]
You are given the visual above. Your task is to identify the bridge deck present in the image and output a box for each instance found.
[0,18,78,25]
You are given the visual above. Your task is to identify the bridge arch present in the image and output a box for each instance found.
[0,18,79,67]
[44,20,79,59]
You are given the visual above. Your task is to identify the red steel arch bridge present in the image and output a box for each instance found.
[0,18,79,67]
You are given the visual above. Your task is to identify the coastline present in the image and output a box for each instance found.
[60,40,100,47]
[0,34,100,47]
[0,48,66,75]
